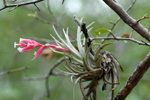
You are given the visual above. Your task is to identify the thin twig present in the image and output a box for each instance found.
[0,66,29,76]
[28,13,55,24]
[9,5,18,12]
[110,32,116,39]
[24,58,67,98]
[24,72,70,81]
[74,15,82,26]
[136,15,150,24]
[0,0,45,11]
[103,0,150,42]
[62,0,65,4]
[129,30,134,38]
[114,53,150,100]
[3,0,7,6]
[47,0,62,34]
[92,37,150,46]
[32,36,150,47]
[34,3,40,11]
[100,0,137,45]
[44,58,65,97]
[141,40,149,45]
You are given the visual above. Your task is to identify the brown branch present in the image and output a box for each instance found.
[109,31,116,39]
[31,35,150,47]
[114,53,150,100]
[62,0,65,4]
[44,58,65,97]
[98,0,136,49]
[34,3,40,11]
[47,0,63,34]
[28,13,55,25]
[24,72,70,81]
[136,15,150,24]
[0,66,29,76]
[24,58,68,98]
[92,37,150,46]
[103,0,150,42]
[3,0,7,6]
[74,15,82,26]
[32,36,150,47]
[111,0,136,34]
[0,0,45,11]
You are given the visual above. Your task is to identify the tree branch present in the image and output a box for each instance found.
[100,0,136,45]
[24,58,66,98]
[114,53,150,100]
[136,15,150,24]
[31,36,150,46]
[0,66,29,76]
[44,58,65,97]
[103,0,150,42]
[92,37,150,46]
[3,0,7,6]
[0,0,45,11]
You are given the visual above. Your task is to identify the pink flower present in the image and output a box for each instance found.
[33,45,47,60]
[14,38,71,59]
[14,38,42,52]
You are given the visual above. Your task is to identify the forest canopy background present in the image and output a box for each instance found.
[0,0,150,100]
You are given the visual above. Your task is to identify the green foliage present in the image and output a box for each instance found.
[0,0,150,100]
[94,28,110,35]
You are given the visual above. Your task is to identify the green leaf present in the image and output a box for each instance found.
[94,28,110,35]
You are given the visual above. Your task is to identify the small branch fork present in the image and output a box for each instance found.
[114,53,150,100]
[0,0,45,11]
[100,0,137,45]
[103,0,150,42]
[24,58,67,97]
[136,15,150,24]
[44,58,65,97]
[102,0,150,99]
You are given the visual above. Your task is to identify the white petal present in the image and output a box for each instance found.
[19,38,24,42]
[27,43,30,46]
[14,42,17,48]
[34,51,37,55]
[17,47,23,52]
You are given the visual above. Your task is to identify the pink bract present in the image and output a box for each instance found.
[14,38,71,59]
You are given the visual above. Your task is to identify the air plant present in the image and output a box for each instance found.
[14,19,123,100]
[50,19,123,100]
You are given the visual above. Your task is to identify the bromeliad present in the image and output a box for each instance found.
[14,18,123,100]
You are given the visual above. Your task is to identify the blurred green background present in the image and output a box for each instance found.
[0,0,150,100]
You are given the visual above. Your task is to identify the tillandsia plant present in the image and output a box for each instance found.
[14,19,123,100]
[51,22,123,100]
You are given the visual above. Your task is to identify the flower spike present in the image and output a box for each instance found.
[14,38,71,59]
